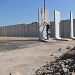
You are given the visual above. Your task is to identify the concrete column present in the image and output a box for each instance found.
[38,8,50,40]
[70,11,74,38]
[54,10,61,39]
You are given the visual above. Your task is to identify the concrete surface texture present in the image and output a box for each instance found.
[54,10,61,39]
[38,8,49,40]
[0,19,75,39]
[0,37,75,75]
[0,24,39,37]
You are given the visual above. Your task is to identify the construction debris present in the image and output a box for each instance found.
[35,46,75,75]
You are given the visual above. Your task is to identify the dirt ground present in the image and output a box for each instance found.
[0,37,75,75]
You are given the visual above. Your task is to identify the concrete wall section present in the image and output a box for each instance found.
[28,24,33,37]
[24,24,29,37]
[60,21,64,38]
[50,22,55,38]
[32,24,37,37]
[63,20,70,38]
[36,23,39,37]
[73,19,75,37]
[0,27,2,36]
[21,25,25,37]
[10,25,16,37]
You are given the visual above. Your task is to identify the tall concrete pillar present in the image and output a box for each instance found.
[54,10,71,41]
[70,11,74,38]
[38,8,50,41]
[54,10,61,39]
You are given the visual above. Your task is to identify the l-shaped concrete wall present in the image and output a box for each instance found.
[50,19,75,38]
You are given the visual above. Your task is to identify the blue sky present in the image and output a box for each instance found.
[0,0,75,26]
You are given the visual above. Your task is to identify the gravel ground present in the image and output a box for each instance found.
[0,40,40,52]
[0,39,75,75]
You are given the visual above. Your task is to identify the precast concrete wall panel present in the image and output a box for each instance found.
[0,27,2,36]
[50,22,55,38]
[3,27,7,36]
[15,25,19,37]
[54,10,60,39]
[36,23,39,37]
[73,19,75,37]
[60,21,64,38]
[32,24,37,37]
[24,24,29,37]
[28,24,33,37]
[2,27,4,36]
[10,25,16,37]
[18,25,22,37]
[21,25,25,37]
[5,26,8,37]
[63,20,70,38]
[7,26,10,37]
[8,26,12,37]
[70,11,74,38]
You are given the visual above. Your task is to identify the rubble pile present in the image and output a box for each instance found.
[35,46,75,75]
